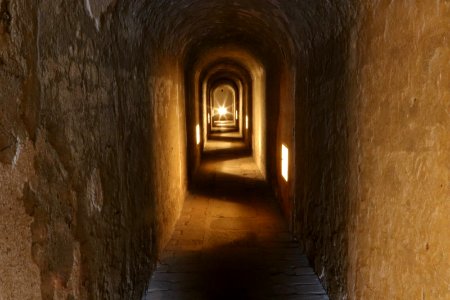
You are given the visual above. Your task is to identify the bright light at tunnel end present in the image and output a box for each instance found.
[281,144,288,182]
[196,124,200,145]
[218,106,228,116]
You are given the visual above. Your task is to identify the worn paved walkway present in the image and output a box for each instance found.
[144,146,329,299]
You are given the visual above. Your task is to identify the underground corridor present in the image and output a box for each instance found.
[144,45,327,299]
[1,1,449,300]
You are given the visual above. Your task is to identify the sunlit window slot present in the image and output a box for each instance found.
[281,144,288,182]
[196,124,200,145]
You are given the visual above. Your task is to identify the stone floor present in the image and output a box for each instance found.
[203,139,247,155]
[208,131,243,139]
[143,144,329,300]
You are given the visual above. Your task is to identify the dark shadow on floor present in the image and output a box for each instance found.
[144,147,329,300]
[202,145,250,157]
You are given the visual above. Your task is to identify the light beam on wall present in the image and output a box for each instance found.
[281,144,288,182]
[208,113,211,124]
[196,124,200,145]
[245,115,248,129]
[236,110,238,120]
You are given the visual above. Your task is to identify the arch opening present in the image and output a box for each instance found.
[209,82,238,132]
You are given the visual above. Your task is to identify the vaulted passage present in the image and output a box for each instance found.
[1,1,449,300]
[147,144,328,299]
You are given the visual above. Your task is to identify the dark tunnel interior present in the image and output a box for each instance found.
[0,0,449,299]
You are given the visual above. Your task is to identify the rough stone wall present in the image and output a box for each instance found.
[292,1,450,299]
[287,2,356,298]
[346,2,450,299]
[148,54,187,254]
[33,1,157,297]
[1,0,159,298]
[0,0,44,298]
[275,65,296,228]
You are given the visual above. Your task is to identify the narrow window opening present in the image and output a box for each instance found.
[196,124,201,145]
[281,144,288,182]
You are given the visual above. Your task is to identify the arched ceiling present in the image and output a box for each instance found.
[118,0,355,69]
[191,44,264,87]
[134,0,297,65]
[201,61,252,92]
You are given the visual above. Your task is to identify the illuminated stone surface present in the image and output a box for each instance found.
[0,0,448,299]
[145,150,328,299]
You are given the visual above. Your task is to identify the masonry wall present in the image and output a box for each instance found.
[292,1,450,299]
[148,53,187,254]
[288,3,355,298]
[346,2,450,299]
[0,0,41,298]
[0,0,163,298]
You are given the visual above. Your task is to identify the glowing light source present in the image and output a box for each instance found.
[245,115,248,129]
[236,110,238,120]
[208,113,211,124]
[196,124,200,145]
[281,144,288,182]
[218,106,228,116]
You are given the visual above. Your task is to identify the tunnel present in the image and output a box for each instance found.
[0,0,449,299]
